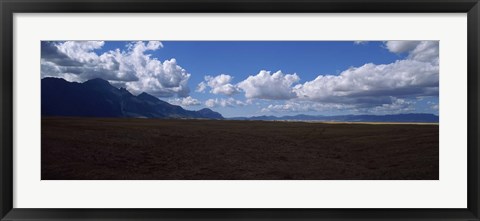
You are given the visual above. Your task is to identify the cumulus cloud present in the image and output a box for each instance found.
[385,41,421,54]
[292,41,438,110]
[408,41,439,63]
[41,41,190,97]
[237,70,300,100]
[197,74,239,95]
[41,41,136,82]
[385,41,439,63]
[294,59,438,103]
[205,98,246,108]
[168,96,201,107]
[253,41,438,114]
[55,41,105,63]
[125,57,190,97]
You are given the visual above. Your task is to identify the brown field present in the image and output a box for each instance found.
[41,117,439,180]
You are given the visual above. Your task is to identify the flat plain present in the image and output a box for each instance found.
[41,117,439,180]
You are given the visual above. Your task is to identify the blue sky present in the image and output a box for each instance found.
[41,41,439,118]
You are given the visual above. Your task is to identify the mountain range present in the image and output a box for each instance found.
[41,77,223,119]
[230,113,439,123]
[42,77,438,123]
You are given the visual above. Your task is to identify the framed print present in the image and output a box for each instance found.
[1,0,479,220]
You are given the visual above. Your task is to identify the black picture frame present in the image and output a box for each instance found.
[1,0,479,220]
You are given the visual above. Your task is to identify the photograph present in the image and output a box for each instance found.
[41,40,439,180]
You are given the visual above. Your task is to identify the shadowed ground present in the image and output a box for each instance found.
[41,117,439,180]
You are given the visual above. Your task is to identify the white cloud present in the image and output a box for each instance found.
[196,81,207,93]
[385,41,439,63]
[233,40,438,113]
[408,41,439,63]
[237,70,300,100]
[168,96,201,107]
[248,41,439,113]
[41,41,135,82]
[125,57,191,97]
[385,41,421,54]
[367,98,416,114]
[41,41,190,97]
[197,74,239,95]
[205,98,246,108]
[55,41,105,63]
[294,59,438,103]
[294,41,439,109]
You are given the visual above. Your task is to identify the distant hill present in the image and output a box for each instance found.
[230,113,439,123]
[41,77,224,119]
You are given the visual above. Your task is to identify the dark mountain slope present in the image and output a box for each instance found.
[41,77,223,119]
